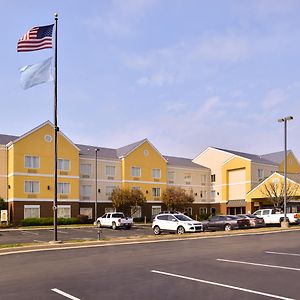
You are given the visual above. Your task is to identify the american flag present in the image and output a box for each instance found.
[17,24,54,52]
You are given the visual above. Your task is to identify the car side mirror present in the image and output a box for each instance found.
[172,218,177,222]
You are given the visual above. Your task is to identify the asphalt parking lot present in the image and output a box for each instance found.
[0,229,300,299]
[0,225,153,245]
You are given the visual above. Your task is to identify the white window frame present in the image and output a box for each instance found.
[152,187,161,197]
[81,185,92,197]
[152,168,161,179]
[152,205,161,217]
[24,155,40,169]
[131,167,141,177]
[80,164,92,175]
[58,159,70,171]
[131,206,142,218]
[24,205,40,219]
[57,205,71,218]
[80,207,93,219]
[57,182,70,194]
[105,186,115,196]
[24,181,40,193]
[168,171,175,181]
[105,165,116,177]
[200,207,208,214]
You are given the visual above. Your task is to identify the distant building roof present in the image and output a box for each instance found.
[261,150,291,165]
[116,139,147,158]
[164,155,209,169]
[76,144,119,160]
[213,147,279,166]
[0,134,19,145]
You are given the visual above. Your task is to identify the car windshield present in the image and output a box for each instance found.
[174,214,193,221]
[226,216,239,220]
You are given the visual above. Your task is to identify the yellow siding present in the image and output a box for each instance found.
[121,141,167,201]
[0,147,7,199]
[278,152,300,174]
[222,157,251,202]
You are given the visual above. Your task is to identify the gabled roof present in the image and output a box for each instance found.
[164,155,209,170]
[261,150,291,165]
[76,144,119,160]
[0,134,19,146]
[213,147,279,166]
[116,139,147,158]
[7,121,80,151]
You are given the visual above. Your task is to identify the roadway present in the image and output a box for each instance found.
[1,230,300,299]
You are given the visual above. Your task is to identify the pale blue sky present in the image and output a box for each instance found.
[1,0,300,159]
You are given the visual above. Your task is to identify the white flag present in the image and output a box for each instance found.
[19,57,53,89]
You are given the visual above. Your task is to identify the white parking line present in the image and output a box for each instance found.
[151,270,294,300]
[266,251,300,257]
[51,288,80,300]
[217,259,300,272]
[21,231,39,235]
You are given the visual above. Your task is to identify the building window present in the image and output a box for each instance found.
[24,181,39,193]
[201,175,207,183]
[211,190,216,199]
[25,156,39,169]
[58,205,71,218]
[200,207,208,215]
[152,188,161,197]
[211,174,216,182]
[131,167,141,177]
[106,186,115,196]
[80,164,91,175]
[258,169,264,180]
[168,171,175,180]
[184,173,191,184]
[57,183,70,194]
[200,190,207,199]
[131,206,142,218]
[152,168,161,179]
[184,207,192,216]
[58,159,70,171]
[80,208,93,219]
[132,186,141,190]
[106,165,116,177]
[24,205,40,219]
[81,185,91,196]
[152,205,161,217]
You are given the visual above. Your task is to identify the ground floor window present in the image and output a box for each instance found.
[24,205,40,219]
[210,207,216,216]
[152,205,161,217]
[200,207,208,214]
[58,205,71,218]
[227,207,245,215]
[80,207,93,219]
[184,207,192,216]
[131,206,142,218]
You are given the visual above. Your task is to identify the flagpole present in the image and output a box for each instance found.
[53,13,58,242]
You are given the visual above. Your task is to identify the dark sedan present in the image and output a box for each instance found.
[202,215,250,231]
[237,214,265,228]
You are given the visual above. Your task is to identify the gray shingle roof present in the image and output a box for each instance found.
[116,139,147,158]
[76,144,119,160]
[261,151,290,165]
[0,134,19,145]
[164,155,209,169]
[213,147,279,166]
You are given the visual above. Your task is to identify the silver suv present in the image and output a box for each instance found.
[152,212,203,235]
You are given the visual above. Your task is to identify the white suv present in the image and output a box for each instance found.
[152,212,203,235]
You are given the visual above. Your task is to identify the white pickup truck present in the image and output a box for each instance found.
[253,209,300,225]
[96,212,133,230]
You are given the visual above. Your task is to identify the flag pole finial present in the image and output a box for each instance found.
[54,13,58,19]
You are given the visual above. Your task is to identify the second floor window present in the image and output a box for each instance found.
[152,169,161,179]
[80,164,91,175]
[25,156,39,169]
[152,187,161,197]
[58,183,70,194]
[25,181,39,193]
[81,185,92,196]
[106,186,115,196]
[106,165,116,177]
[131,167,141,177]
[211,174,216,182]
[58,159,70,171]
[168,171,175,181]
[258,169,264,180]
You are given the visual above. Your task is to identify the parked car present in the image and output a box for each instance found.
[152,212,203,235]
[253,209,300,225]
[96,212,133,230]
[202,215,250,231]
[237,214,265,228]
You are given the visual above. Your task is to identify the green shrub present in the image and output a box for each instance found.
[20,217,82,226]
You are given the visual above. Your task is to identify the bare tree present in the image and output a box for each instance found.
[260,179,299,210]
[162,187,195,212]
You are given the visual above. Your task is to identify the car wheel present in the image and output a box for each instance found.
[153,226,161,235]
[224,224,232,231]
[112,222,117,230]
[177,226,185,234]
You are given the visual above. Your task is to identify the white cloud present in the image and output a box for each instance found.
[262,89,288,109]
[137,71,175,87]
